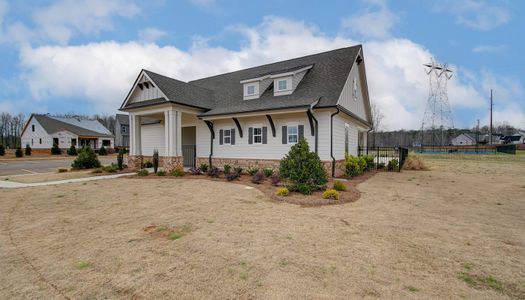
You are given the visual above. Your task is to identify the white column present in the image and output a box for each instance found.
[164,110,170,157]
[129,115,134,155]
[132,114,142,155]
[166,109,177,156]
[176,110,182,156]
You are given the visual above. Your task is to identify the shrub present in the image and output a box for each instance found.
[276,187,289,196]
[171,168,185,177]
[102,164,118,173]
[333,180,347,191]
[25,144,32,156]
[251,170,264,184]
[358,157,367,173]
[199,163,209,172]
[15,147,23,158]
[233,166,243,175]
[156,170,167,176]
[247,166,259,176]
[223,164,232,174]
[51,143,61,155]
[143,160,153,168]
[263,168,273,177]
[67,145,77,156]
[117,148,124,170]
[137,169,149,176]
[377,162,386,169]
[403,154,428,170]
[207,166,220,178]
[98,146,108,156]
[0,144,4,156]
[387,159,399,171]
[322,189,340,200]
[91,168,103,174]
[344,155,363,177]
[189,167,202,175]
[279,138,327,194]
[152,149,159,174]
[363,155,375,170]
[226,172,239,181]
[57,168,68,173]
[270,173,281,186]
[71,147,101,169]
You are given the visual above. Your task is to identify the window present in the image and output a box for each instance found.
[287,126,298,144]
[102,140,111,146]
[31,139,33,146]
[71,138,77,146]
[32,124,35,132]
[39,138,42,144]
[121,125,127,133]
[253,127,262,144]
[352,77,358,100]
[53,138,59,145]
[277,79,287,91]
[247,85,255,95]
[223,129,231,144]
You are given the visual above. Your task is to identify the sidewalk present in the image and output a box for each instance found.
[0,172,136,189]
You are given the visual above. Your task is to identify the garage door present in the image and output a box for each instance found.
[141,124,165,156]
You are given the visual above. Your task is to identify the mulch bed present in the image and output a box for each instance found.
[126,170,379,207]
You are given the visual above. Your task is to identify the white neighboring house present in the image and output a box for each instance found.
[119,46,372,177]
[451,133,477,146]
[21,114,114,150]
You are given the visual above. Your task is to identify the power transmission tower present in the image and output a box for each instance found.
[421,59,454,147]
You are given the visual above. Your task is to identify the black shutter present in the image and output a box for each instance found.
[219,129,223,145]
[262,127,267,144]
[282,126,287,144]
[248,127,253,144]
[298,125,304,141]
[231,128,235,145]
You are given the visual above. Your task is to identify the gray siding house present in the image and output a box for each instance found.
[115,114,130,148]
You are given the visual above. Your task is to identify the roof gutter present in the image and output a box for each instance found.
[330,107,340,177]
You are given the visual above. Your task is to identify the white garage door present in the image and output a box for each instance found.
[141,124,165,156]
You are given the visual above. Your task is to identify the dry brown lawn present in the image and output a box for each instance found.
[1,156,524,299]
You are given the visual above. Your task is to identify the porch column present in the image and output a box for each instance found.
[164,110,171,157]
[167,109,177,156]
[128,113,143,170]
[161,108,183,172]
[176,110,182,156]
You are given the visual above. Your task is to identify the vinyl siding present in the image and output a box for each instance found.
[337,62,369,123]
[141,123,165,156]
[21,117,52,149]
[129,85,163,103]
[333,114,358,159]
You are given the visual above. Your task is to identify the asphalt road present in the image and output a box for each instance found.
[0,157,120,176]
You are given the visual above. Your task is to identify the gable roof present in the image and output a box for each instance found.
[24,114,114,138]
[120,45,363,118]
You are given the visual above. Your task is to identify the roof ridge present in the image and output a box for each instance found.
[143,69,215,94]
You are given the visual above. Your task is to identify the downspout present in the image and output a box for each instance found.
[308,98,321,154]
[330,107,340,177]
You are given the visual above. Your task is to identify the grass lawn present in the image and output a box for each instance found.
[1,156,524,299]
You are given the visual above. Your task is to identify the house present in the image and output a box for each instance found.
[119,45,372,177]
[115,114,130,148]
[451,133,477,146]
[21,114,114,150]
[501,134,523,144]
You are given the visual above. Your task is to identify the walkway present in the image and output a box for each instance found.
[0,172,136,189]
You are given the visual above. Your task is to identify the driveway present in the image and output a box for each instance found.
[0,157,120,176]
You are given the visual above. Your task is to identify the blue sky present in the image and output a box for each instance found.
[0,0,523,130]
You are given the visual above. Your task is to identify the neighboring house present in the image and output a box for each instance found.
[501,134,523,144]
[119,45,372,177]
[21,114,114,150]
[451,133,477,146]
[115,114,130,148]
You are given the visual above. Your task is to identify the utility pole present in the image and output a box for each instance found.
[489,89,493,145]
[477,119,480,143]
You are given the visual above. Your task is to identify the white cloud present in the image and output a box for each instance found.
[32,0,140,44]
[17,16,522,129]
[435,0,510,31]
[138,27,168,43]
[472,44,507,54]
[341,0,399,39]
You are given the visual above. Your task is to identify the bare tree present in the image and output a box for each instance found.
[370,102,384,147]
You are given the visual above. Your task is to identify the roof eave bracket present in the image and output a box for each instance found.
[265,115,276,137]
[232,117,243,138]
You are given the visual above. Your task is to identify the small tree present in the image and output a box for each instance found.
[98,145,108,156]
[71,146,101,169]
[25,144,32,156]
[117,148,124,170]
[279,138,327,194]
[67,145,77,156]
[15,147,23,158]
[0,145,4,156]
[152,149,159,174]
[51,143,62,155]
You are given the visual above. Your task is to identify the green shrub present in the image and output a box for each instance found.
[377,162,386,169]
[156,170,167,176]
[223,164,232,174]
[0,144,4,156]
[71,146,101,169]
[117,148,124,170]
[247,166,259,176]
[152,149,159,173]
[276,187,289,196]
[98,146,107,156]
[199,163,209,172]
[171,168,185,177]
[91,168,103,174]
[102,164,118,173]
[233,166,243,175]
[24,144,32,156]
[387,159,399,171]
[363,155,375,170]
[263,168,273,177]
[322,189,340,200]
[15,147,23,157]
[358,156,367,173]
[137,169,149,176]
[333,180,347,191]
[67,145,77,156]
[143,160,153,168]
[51,143,61,155]
[344,154,363,177]
[279,138,327,194]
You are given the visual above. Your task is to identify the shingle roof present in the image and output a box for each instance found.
[121,45,362,117]
[32,114,113,137]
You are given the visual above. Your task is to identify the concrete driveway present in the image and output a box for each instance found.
[0,157,120,176]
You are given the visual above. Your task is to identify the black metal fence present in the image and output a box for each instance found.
[413,144,517,155]
[357,146,409,172]
[182,145,196,168]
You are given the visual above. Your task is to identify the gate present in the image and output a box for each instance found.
[358,146,409,172]
[182,145,196,168]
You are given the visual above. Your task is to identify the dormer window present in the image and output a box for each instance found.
[242,82,259,100]
[247,85,255,95]
[277,80,287,91]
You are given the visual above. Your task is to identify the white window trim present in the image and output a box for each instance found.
[223,129,231,145]
[287,124,299,144]
[253,126,262,144]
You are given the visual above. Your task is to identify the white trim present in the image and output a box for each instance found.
[239,65,313,83]
[253,126,263,144]
[223,128,232,145]
[121,70,170,109]
[287,124,299,144]
[200,107,308,120]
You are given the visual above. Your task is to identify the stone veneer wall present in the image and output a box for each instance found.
[128,155,143,170]
[195,157,346,178]
[128,155,183,172]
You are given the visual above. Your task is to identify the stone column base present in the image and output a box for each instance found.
[128,155,143,170]
[161,156,183,173]
[321,159,346,178]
